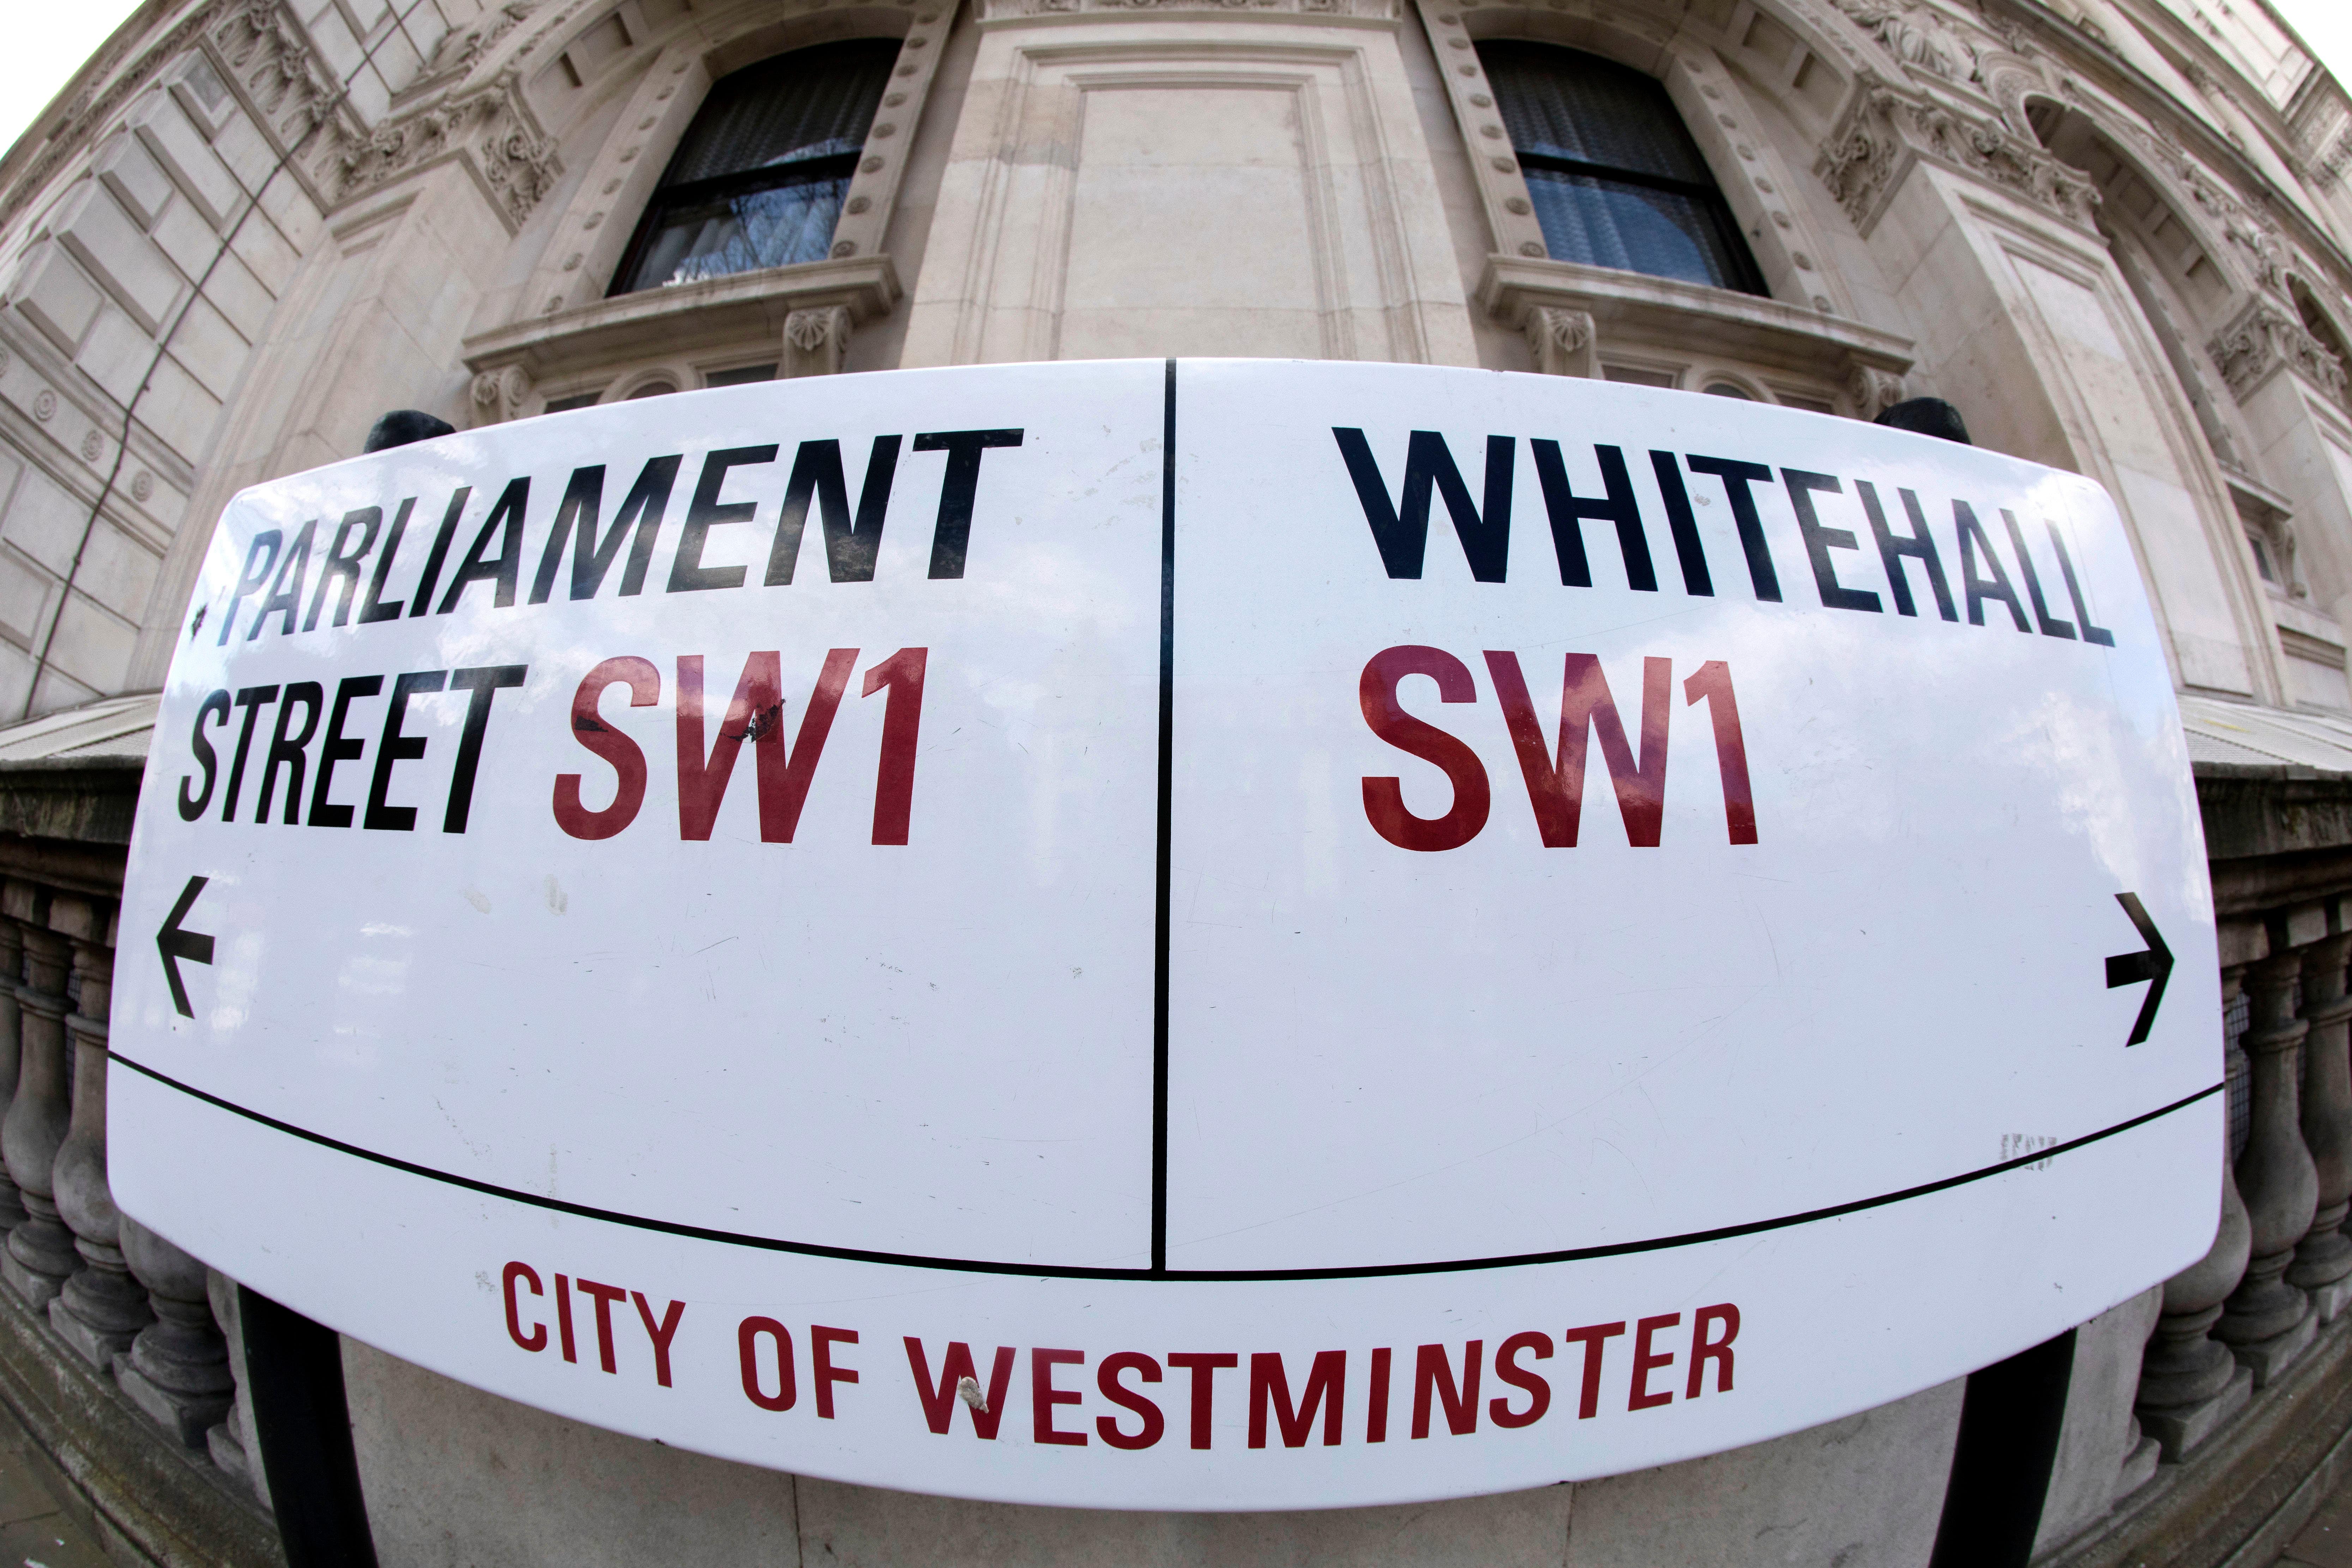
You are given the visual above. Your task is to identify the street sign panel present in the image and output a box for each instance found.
[112,359,2221,1510]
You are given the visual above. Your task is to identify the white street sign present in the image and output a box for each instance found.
[113,359,2220,1510]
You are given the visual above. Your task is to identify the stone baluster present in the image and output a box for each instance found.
[0,915,29,1233]
[2217,943,2323,1383]
[1,885,77,1309]
[116,1216,230,1448]
[2137,964,2256,1458]
[2291,921,2352,1320]
[202,1269,270,1508]
[49,914,152,1366]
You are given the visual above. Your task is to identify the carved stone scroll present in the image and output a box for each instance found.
[2208,298,2350,410]
[1524,306,1596,379]
[782,306,853,379]
[1816,76,2098,237]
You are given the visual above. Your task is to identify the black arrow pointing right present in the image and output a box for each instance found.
[157,875,214,1020]
[2105,892,2174,1047]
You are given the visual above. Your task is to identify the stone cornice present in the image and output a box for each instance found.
[1815,72,2098,235]
[0,0,225,238]
[1478,254,1915,407]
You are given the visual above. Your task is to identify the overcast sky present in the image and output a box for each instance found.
[2,2,2352,201]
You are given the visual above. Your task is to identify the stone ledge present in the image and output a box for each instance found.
[0,764,142,848]
[0,1277,280,1568]
[1475,253,1916,387]
[461,256,902,387]
[2041,1302,2352,1568]
[2201,771,2352,860]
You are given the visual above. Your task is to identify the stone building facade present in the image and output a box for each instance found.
[1,0,2352,1562]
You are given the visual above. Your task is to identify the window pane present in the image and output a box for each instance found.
[1477,41,1712,185]
[664,40,899,184]
[1522,169,1752,291]
[612,39,897,297]
[620,174,848,292]
[1480,39,1766,297]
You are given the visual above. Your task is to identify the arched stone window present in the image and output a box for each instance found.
[2292,276,2352,377]
[1476,41,1765,296]
[609,39,900,296]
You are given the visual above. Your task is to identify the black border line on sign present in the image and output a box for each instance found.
[111,1053,2217,1284]
[1152,357,1177,1276]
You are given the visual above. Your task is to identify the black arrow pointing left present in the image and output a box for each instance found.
[157,875,215,1019]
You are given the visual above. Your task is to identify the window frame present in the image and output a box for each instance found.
[606,37,903,298]
[1475,39,1770,298]
[1413,0,1834,312]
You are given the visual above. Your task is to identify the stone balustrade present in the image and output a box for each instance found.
[2134,897,2352,1474]
[0,873,261,1519]
[0,858,2323,1565]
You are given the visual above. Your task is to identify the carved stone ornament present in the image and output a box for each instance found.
[1523,306,1596,378]
[1829,0,1977,85]
[2208,298,2350,409]
[471,364,534,425]
[2317,128,2352,189]
[1815,77,2098,236]
[1847,364,1909,420]
[322,72,562,230]
[782,306,852,379]
[2112,122,2286,295]
[425,0,543,80]
[213,0,341,144]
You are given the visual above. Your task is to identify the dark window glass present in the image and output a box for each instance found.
[1477,41,1766,297]
[611,40,899,296]
[543,392,602,412]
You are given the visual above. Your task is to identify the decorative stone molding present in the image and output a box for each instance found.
[1523,306,1595,379]
[2110,122,2286,295]
[2209,299,2350,409]
[422,0,545,83]
[213,0,341,147]
[1816,76,2097,236]
[470,364,533,426]
[1846,364,1909,420]
[1480,254,1915,416]
[463,254,899,398]
[1828,0,1976,85]
[782,306,852,379]
[323,72,561,231]
[981,0,1398,17]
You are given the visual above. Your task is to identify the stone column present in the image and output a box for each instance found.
[2137,965,2256,1458]
[0,915,30,1232]
[116,1216,230,1448]
[49,920,152,1366]
[2291,925,2352,1320]
[2217,946,2322,1384]
[1,888,78,1309]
